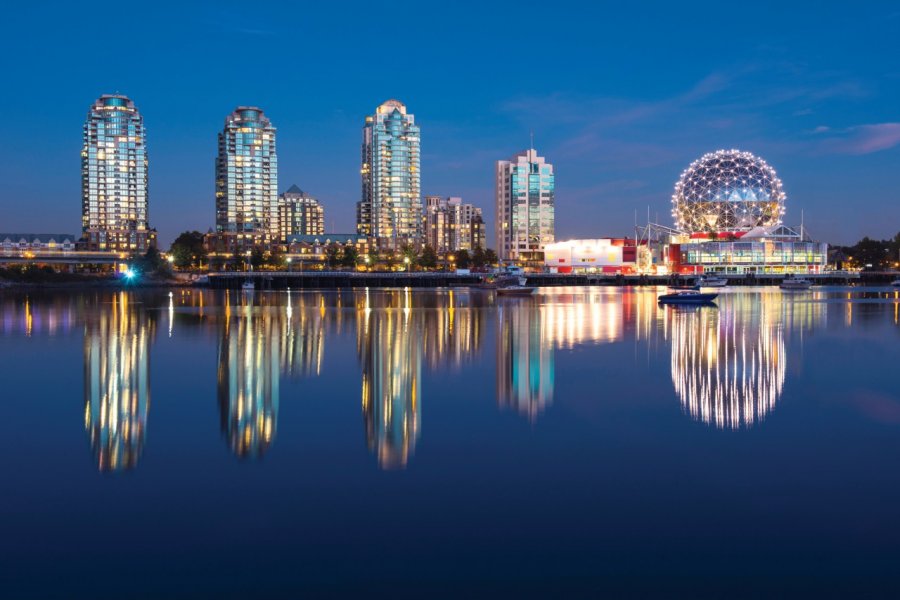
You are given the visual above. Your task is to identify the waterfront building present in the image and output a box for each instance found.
[278,184,324,240]
[668,149,826,274]
[1,234,77,253]
[215,106,278,249]
[424,196,486,254]
[357,99,422,250]
[544,238,640,274]
[495,148,555,265]
[81,94,155,252]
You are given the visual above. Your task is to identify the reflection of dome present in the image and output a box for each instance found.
[670,307,785,429]
[672,149,785,233]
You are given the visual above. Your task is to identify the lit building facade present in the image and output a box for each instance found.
[424,195,485,254]
[544,238,640,274]
[495,148,554,264]
[667,149,826,274]
[357,99,422,250]
[81,94,155,252]
[215,106,278,247]
[278,184,324,240]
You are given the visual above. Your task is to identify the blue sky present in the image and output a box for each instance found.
[1,0,898,246]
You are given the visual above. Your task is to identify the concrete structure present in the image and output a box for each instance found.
[423,196,485,254]
[357,100,422,250]
[81,94,155,252]
[215,106,278,248]
[496,148,554,264]
[278,184,324,240]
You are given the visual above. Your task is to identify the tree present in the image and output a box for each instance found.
[484,248,498,266]
[250,246,265,270]
[456,249,471,269]
[851,236,889,269]
[133,247,167,276]
[169,231,206,268]
[342,245,360,268]
[472,246,486,269]
[399,243,417,271]
[325,244,342,269]
[419,245,438,269]
[266,250,286,269]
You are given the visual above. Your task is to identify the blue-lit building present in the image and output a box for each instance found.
[495,148,555,264]
[81,94,155,252]
[215,107,279,245]
[357,100,422,250]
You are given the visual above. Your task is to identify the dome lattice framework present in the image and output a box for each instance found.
[672,149,785,233]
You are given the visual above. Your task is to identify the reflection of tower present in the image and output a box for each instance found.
[497,301,554,421]
[217,310,279,458]
[83,293,153,471]
[357,291,422,469]
[422,290,483,369]
[281,292,326,378]
[670,302,785,429]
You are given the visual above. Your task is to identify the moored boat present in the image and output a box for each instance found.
[891,279,900,287]
[658,290,718,305]
[241,280,255,291]
[780,276,812,290]
[697,275,728,288]
[496,286,537,296]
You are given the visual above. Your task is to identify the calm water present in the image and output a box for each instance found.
[1,286,899,597]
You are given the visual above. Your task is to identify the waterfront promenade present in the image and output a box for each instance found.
[204,270,872,289]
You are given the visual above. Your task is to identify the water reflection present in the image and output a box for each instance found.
[83,293,154,471]
[670,304,785,429]
[2,285,883,473]
[357,291,422,469]
[497,299,554,421]
[217,305,280,458]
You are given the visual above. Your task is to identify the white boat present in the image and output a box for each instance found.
[780,277,812,290]
[496,277,536,296]
[658,290,718,305]
[241,280,255,291]
[697,275,728,288]
[891,279,900,287]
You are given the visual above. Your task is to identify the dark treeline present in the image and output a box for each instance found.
[832,232,900,270]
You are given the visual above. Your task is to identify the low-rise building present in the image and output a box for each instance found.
[424,196,485,254]
[278,185,324,240]
[1,233,78,254]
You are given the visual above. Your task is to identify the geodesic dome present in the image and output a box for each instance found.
[672,149,785,233]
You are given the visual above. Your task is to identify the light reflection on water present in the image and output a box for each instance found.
[0,286,897,471]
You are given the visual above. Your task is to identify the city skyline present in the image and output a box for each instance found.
[1,2,899,247]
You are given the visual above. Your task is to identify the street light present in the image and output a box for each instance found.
[286,257,292,273]
[448,254,455,272]
[404,256,410,273]
[364,256,370,272]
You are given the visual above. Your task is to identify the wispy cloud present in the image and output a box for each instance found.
[818,123,900,155]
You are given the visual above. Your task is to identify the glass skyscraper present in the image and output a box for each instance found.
[215,107,278,243]
[357,99,422,250]
[81,94,153,252]
[495,148,555,263]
